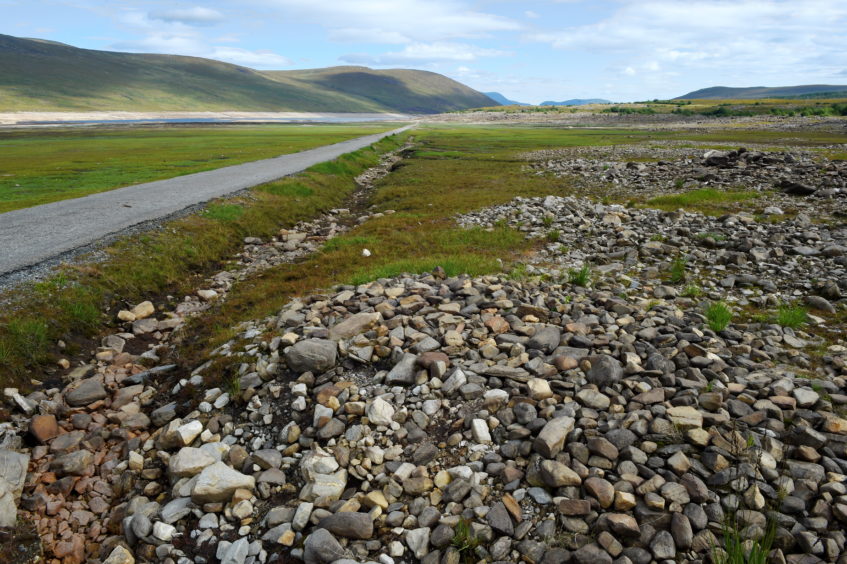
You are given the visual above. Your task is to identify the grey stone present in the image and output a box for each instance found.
[486,501,514,536]
[304,529,347,564]
[586,355,623,387]
[386,353,419,386]
[318,512,374,539]
[651,530,676,560]
[285,339,337,374]
[65,377,107,406]
[533,416,575,458]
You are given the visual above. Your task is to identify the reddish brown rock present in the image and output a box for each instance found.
[30,414,59,444]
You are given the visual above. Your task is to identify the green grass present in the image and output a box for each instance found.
[204,204,245,222]
[777,303,808,329]
[567,264,591,287]
[668,255,688,284]
[705,301,733,332]
[713,513,777,564]
[0,124,397,212]
[646,188,759,215]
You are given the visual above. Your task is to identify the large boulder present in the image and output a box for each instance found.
[65,377,107,407]
[191,462,255,503]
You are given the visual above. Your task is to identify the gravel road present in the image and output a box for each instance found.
[0,125,412,281]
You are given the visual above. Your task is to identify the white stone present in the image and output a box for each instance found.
[292,502,313,531]
[192,462,255,503]
[471,419,492,443]
[153,521,176,542]
[197,289,219,301]
[176,420,204,446]
[405,527,430,559]
[367,397,396,426]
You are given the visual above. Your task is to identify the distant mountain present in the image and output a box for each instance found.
[482,92,529,106]
[675,85,847,100]
[540,99,611,106]
[0,34,497,113]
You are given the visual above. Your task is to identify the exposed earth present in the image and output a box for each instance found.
[1,117,847,564]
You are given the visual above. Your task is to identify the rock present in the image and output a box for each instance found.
[471,419,492,443]
[221,537,249,564]
[533,416,575,458]
[586,355,623,387]
[169,447,216,478]
[329,312,381,340]
[386,353,419,386]
[192,462,255,503]
[65,377,107,406]
[573,543,612,564]
[367,397,396,426]
[405,527,431,560]
[0,449,29,527]
[318,512,374,539]
[540,459,582,487]
[153,521,176,542]
[29,414,59,443]
[666,406,703,429]
[584,477,615,508]
[49,450,92,476]
[131,301,155,319]
[486,501,514,536]
[527,378,554,401]
[103,546,135,564]
[285,339,337,374]
[651,530,676,560]
[804,295,836,313]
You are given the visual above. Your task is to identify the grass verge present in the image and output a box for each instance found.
[0,131,409,388]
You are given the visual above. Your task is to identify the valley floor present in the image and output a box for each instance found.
[0,116,846,564]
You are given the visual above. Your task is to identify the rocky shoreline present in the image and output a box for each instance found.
[1,141,847,564]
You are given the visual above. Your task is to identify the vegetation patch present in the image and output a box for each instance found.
[0,131,409,387]
[646,188,759,214]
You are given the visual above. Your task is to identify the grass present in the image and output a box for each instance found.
[567,264,591,287]
[713,513,777,564]
[0,131,410,386]
[682,284,704,298]
[0,124,397,212]
[645,188,759,215]
[776,303,808,329]
[451,518,480,563]
[705,301,733,332]
[668,255,688,284]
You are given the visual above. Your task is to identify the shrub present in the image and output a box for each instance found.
[669,255,687,284]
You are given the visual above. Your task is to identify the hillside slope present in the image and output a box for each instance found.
[264,67,498,114]
[676,84,847,100]
[0,34,495,113]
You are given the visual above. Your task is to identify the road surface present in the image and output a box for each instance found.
[0,125,413,279]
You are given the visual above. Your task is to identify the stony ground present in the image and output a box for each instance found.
[526,143,847,221]
[2,134,847,564]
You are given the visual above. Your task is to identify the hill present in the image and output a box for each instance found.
[540,99,611,106]
[265,67,498,114]
[0,34,496,113]
[482,92,529,106]
[675,84,847,100]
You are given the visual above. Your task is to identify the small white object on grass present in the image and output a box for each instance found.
[362,249,372,257]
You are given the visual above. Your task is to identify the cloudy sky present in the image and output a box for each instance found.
[3,0,846,103]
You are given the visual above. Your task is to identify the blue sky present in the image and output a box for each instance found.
[3,0,846,103]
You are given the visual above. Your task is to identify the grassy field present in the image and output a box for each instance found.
[2,123,844,387]
[0,124,397,212]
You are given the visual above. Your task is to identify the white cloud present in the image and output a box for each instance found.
[528,0,847,81]
[525,10,540,19]
[113,33,290,68]
[250,0,521,43]
[151,6,224,26]
[341,41,509,65]
[623,66,635,76]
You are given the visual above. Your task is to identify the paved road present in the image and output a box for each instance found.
[0,125,412,277]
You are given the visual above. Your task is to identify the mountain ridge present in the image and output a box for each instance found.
[675,84,847,100]
[0,34,497,114]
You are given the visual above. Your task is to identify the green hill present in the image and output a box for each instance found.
[675,84,847,100]
[264,67,497,114]
[0,34,496,113]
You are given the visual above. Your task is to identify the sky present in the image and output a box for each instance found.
[3,0,847,103]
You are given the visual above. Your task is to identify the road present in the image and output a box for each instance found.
[0,125,413,278]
